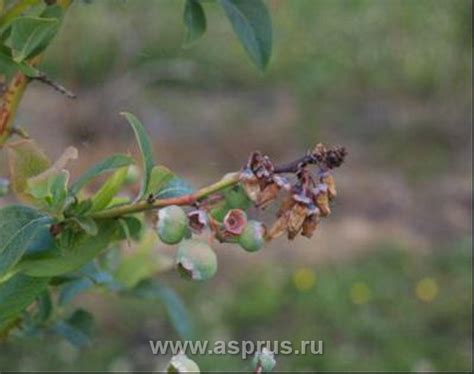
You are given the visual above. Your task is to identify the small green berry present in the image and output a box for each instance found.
[156,205,188,245]
[176,239,217,281]
[239,220,266,252]
[252,348,276,372]
[225,185,252,210]
[0,178,10,197]
[167,352,200,373]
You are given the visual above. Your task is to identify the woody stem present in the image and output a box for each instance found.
[90,172,241,219]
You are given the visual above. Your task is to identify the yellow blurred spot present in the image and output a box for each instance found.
[293,267,316,292]
[415,277,438,302]
[350,282,371,305]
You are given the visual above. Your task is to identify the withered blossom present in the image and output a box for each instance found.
[301,212,321,238]
[267,212,289,240]
[219,143,345,243]
[320,172,337,200]
[313,185,331,217]
[287,203,309,240]
[223,209,248,235]
[188,209,208,233]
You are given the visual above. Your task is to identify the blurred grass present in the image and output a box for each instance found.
[0,239,471,371]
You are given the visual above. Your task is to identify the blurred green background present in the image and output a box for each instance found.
[0,0,472,371]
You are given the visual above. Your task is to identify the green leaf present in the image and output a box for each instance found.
[0,48,40,78]
[145,165,175,197]
[9,16,60,62]
[120,112,154,201]
[219,0,272,70]
[114,230,173,288]
[0,49,18,77]
[183,0,206,47]
[27,169,69,211]
[69,154,134,195]
[35,290,52,323]
[53,309,94,348]
[155,177,194,199]
[118,216,143,243]
[0,274,50,333]
[25,146,77,210]
[6,139,50,203]
[0,205,52,277]
[58,277,94,306]
[127,279,194,339]
[70,216,98,236]
[59,263,117,306]
[90,166,129,212]
[18,220,123,277]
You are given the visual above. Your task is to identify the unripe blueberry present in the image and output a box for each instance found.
[225,185,252,210]
[176,239,217,281]
[156,205,188,245]
[238,220,266,252]
[167,352,200,373]
[252,348,276,372]
[0,178,9,197]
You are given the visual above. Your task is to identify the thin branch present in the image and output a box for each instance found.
[32,73,76,99]
[273,154,315,174]
[0,72,29,146]
[89,172,241,219]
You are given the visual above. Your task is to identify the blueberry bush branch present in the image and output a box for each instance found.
[0,1,346,371]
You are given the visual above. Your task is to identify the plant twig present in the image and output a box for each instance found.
[89,144,347,221]
[90,172,241,219]
[32,72,76,99]
[0,71,29,146]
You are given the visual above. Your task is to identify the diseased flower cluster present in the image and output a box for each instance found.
[153,143,346,282]
[241,143,346,241]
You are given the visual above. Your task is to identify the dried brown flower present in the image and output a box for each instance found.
[223,209,248,235]
[301,212,321,238]
[287,203,309,239]
[188,209,208,233]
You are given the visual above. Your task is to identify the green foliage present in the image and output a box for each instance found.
[155,177,194,199]
[8,15,59,62]
[183,0,206,47]
[0,205,51,278]
[127,279,194,340]
[0,2,64,77]
[219,0,272,70]
[89,167,129,212]
[69,154,134,195]
[0,0,278,363]
[18,219,130,277]
[120,112,155,200]
[145,165,174,196]
[0,274,50,332]
[52,308,94,348]
[6,140,50,202]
